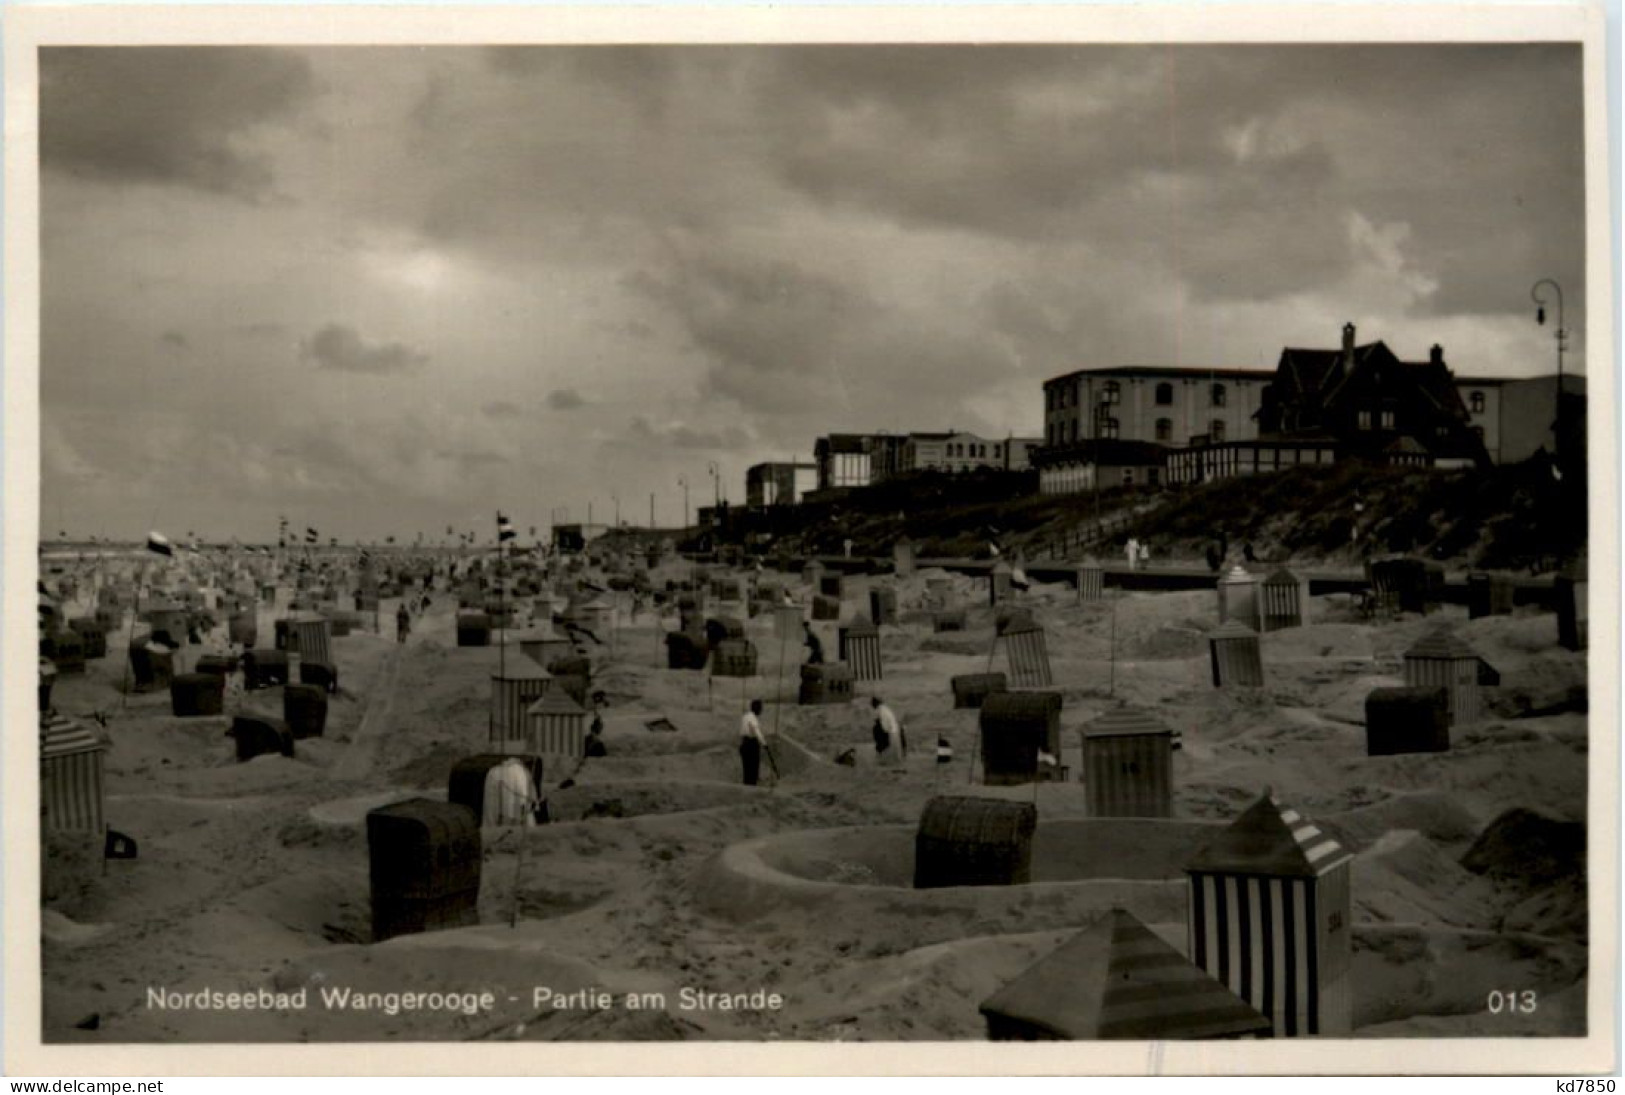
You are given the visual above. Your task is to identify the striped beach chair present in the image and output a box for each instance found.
[1002,623,1053,688]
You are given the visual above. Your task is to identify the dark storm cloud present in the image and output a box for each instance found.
[481,400,522,419]
[41,47,314,200]
[545,389,586,410]
[301,323,428,375]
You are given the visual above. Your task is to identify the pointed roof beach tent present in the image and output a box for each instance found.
[1184,789,1355,1036]
[980,909,1272,1041]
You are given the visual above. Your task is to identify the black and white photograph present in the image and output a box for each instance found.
[6,4,1615,1075]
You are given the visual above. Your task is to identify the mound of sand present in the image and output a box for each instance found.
[1461,807,1585,885]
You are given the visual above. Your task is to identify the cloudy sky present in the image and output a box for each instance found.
[40,43,1585,542]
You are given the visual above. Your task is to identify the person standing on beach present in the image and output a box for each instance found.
[396,602,411,643]
[871,696,904,766]
[803,621,824,665]
[739,699,766,786]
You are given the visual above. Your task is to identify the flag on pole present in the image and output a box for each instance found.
[498,512,517,543]
[146,531,174,557]
[1038,748,1059,767]
[104,830,139,860]
[306,527,319,544]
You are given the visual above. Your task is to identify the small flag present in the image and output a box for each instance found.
[329,536,338,547]
[1037,748,1058,768]
[498,513,516,543]
[306,527,318,544]
[146,531,174,557]
[104,829,139,860]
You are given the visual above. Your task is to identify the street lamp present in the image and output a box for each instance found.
[1531,278,1568,477]
[611,493,620,528]
[707,461,720,508]
[677,476,690,529]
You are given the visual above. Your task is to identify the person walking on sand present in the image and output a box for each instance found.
[739,699,766,786]
[396,602,411,643]
[871,696,904,766]
[803,620,824,665]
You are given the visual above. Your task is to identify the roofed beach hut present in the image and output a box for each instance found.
[40,712,105,834]
[526,690,587,767]
[1555,562,1587,651]
[839,619,883,682]
[517,623,572,673]
[1185,791,1354,1037]
[1076,557,1104,604]
[1402,627,1488,727]
[1001,623,1053,688]
[980,909,1271,1041]
[1260,567,1310,631]
[1208,620,1265,688]
[1216,566,1261,631]
[1081,704,1174,818]
[491,659,552,746]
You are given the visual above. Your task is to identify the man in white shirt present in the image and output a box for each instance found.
[739,698,766,786]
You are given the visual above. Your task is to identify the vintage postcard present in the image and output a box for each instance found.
[4,3,1615,1077]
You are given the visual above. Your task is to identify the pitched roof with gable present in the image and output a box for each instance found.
[1186,791,1352,878]
[1082,703,1173,739]
[528,690,584,717]
[492,658,551,682]
[1404,626,1479,661]
[41,712,104,758]
[980,909,1272,1040]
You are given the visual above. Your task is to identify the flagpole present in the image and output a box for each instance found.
[119,576,142,711]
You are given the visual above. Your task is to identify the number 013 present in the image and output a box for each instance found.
[1487,990,1538,1014]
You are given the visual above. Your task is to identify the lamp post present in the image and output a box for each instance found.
[707,461,720,508]
[1531,278,1568,478]
[611,493,620,529]
[678,476,690,530]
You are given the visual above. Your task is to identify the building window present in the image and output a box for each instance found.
[1210,420,1225,442]
[1102,381,1121,405]
[1381,409,1395,430]
[1155,382,1173,406]
[1122,468,1135,485]
[1470,390,1486,414]
[1100,417,1120,440]
[994,444,1002,459]
[1069,421,1078,443]
[1211,383,1227,408]
[1155,418,1172,442]
[1147,467,1160,486]
[1357,410,1372,431]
